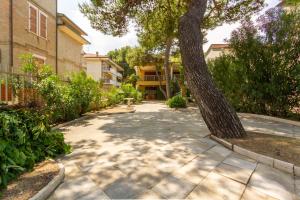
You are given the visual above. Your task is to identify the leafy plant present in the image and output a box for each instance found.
[0,109,70,191]
[167,95,187,108]
[208,9,300,118]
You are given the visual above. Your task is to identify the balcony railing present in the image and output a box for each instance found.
[103,67,122,78]
[143,75,165,81]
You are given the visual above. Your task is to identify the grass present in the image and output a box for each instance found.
[226,131,300,166]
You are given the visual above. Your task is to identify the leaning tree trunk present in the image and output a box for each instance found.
[155,65,167,99]
[178,0,246,138]
[163,37,173,99]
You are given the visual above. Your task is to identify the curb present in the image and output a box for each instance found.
[238,112,300,127]
[52,109,136,130]
[210,135,299,176]
[29,162,65,200]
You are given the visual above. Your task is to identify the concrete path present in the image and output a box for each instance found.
[49,102,299,200]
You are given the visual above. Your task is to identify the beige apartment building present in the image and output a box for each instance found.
[0,0,89,75]
[205,44,231,61]
[84,53,123,87]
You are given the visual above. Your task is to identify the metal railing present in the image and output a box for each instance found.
[143,75,165,81]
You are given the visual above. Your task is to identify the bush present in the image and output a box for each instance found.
[0,109,70,190]
[167,95,187,108]
[20,55,104,123]
[120,83,142,102]
[208,9,300,118]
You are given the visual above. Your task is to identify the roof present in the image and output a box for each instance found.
[209,44,230,49]
[57,13,90,45]
[205,43,230,56]
[83,53,124,71]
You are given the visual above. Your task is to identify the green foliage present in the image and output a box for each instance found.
[20,55,104,122]
[0,109,70,190]
[107,46,135,79]
[208,9,300,117]
[120,84,142,102]
[167,95,187,108]
[104,87,124,106]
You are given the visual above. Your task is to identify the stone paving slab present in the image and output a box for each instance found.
[48,102,299,200]
[104,177,147,199]
[214,163,253,184]
[223,154,257,171]
[51,176,98,200]
[241,187,279,200]
[248,164,294,200]
[187,172,246,200]
[77,189,110,200]
[152,175,196,199]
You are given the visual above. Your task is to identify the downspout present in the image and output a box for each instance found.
[9,0,13,72]
[55,0,58,74]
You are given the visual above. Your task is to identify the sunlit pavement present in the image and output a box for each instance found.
[48,101,299,200]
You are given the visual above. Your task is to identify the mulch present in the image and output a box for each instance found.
[1,160,60,200]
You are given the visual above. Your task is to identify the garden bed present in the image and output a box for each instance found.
[1,160,60,200]
[225,132,300,166]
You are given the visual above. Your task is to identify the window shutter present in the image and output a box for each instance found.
[29,6,37,34]
[39,13,47,38]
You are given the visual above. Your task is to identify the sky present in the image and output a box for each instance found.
[58,0,280,55]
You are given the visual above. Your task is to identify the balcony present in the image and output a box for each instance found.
[143,75,165,81]
[103,67,123,78]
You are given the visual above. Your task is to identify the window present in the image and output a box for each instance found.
[29,4,38,34]
[39,12,47,38]
[28,2,48,39]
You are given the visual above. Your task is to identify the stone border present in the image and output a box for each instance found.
[29,162,65,200]
[52,108,136,130]
[238,112,300,127]
[210,135,300,176]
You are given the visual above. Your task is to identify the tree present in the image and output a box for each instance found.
[107,46,135,80]
[208,8,300,117]
[80,0,264,138]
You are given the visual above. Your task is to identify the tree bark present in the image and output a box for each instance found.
[178,0,246,138]
[163,37,173,99]
[155,65,167,99]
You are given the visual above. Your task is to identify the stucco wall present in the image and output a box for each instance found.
[57,30,83,76]
[0,0,11,71]
[0,0,57,73]
[86,59,102,81]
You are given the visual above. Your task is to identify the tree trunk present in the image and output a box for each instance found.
[155,65,167,99]
[163,37,173,99]
[178,0,246,138]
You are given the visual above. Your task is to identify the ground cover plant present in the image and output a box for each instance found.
[167,95,187,108]
[0,108,70,193]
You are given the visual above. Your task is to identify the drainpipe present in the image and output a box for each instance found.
[55,0,58,74]
[9,0,13,72]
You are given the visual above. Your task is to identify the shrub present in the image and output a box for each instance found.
[0,109,70,190]
[19,55,104,123]
[104,87,124,106]
[120,83,142,102]
[167,95,187,108]
[208,9,300,118]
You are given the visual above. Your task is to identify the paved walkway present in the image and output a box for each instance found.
[49,102,299,200]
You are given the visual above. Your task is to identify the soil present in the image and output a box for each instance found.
[226,132,300,166]
[1,160,60,200]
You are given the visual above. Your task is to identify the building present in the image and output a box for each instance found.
[83,52,123,87]
[135,65,180,100]
[0,0,89,75]
[205,44,231,61]
[57,13,90,75]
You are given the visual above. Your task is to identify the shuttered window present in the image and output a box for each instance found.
[39,12,47,38]
[29,5,38,34]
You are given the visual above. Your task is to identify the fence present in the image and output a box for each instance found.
[0,71,39,106]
